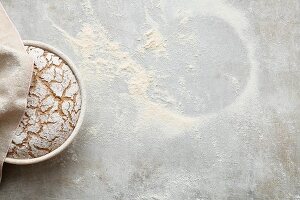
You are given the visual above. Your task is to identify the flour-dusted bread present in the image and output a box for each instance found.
[7,45,82,159]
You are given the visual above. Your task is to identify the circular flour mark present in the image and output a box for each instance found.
[7,45,82,159]
[144,16,250,116]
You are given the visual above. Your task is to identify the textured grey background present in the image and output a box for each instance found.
[0,0,300,199]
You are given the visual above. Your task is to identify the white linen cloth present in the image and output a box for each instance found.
[0,2,33,179]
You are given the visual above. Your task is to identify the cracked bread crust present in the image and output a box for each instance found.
[7,45,81,159]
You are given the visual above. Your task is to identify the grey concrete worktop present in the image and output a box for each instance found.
[0,0,299,199]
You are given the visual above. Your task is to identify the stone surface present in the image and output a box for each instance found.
[0,0,299,199]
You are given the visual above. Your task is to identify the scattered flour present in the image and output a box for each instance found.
[143,29,167,55]
[48,0,259,132]
[48,5,197,130]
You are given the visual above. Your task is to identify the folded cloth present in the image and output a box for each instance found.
[0,3,33,179]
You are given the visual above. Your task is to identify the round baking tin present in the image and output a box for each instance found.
[5,40,86,165]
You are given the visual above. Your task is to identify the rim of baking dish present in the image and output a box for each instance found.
[5,40,86,165]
